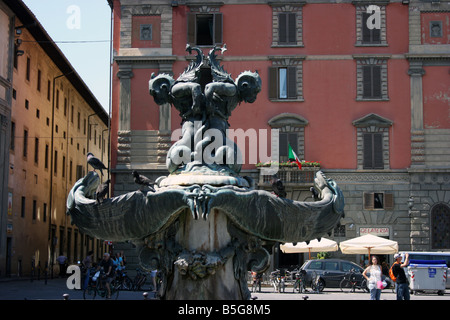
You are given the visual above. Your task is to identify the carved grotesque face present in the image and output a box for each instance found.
[237,74,262,103]
[149,78,171,105]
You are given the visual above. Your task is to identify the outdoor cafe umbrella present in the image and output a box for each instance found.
[280,238,339,259]
[339,234,398,261]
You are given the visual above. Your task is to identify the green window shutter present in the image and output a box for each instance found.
[279,13,287,44]
[268,67,278,100]
[364,192,375,210]
[373,133,384,168]
[279,132,288,157]
[363,133,373,169]
[384,193,394,210]
[372,66,382,98]
[363,133,384,169]
[362,12,381,44]
[187,13,196,45]
[362,65,382,99]
[279,13,296,44]
[287,13,297,44]
[362,66,372,98]
[287,66,297,99]
[213,13,223,45]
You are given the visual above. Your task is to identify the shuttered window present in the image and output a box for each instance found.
[363,133,383,169]
[364,192,394,210]
[362,12,381,44]
[269,66,297,100]
[278,13,296,45]
[187,13,223,46]
[362,65,381,99]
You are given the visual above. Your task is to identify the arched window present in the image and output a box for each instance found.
[431,203,450,249]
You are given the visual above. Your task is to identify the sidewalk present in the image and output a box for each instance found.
[0,276,153,300]
[0,276,449,301]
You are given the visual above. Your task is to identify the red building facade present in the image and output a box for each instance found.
[109,0,450,268]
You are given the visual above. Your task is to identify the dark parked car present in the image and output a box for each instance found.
[300,259,365,291]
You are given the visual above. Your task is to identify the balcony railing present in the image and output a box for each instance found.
[257,166,320,186]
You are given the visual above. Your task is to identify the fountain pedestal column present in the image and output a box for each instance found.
[164,208,245,300]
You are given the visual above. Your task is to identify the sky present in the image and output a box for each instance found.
[22,0,112,113]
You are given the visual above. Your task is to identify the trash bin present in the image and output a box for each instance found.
[407,260,447,295]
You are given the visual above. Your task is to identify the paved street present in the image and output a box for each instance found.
[0,277,153,300]
[251,286,450,300]
[0,277,449,301]
[0,277,448,319]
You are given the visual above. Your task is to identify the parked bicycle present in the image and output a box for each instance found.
[339,268,368,293]
[269,270,281,292]
[279,270,291,293]
[113,269,133,291]
[269,269,289,293]
[310,271,325,293]
[292,269,307,293]
[132,268,148,291]
[83,268,119,300]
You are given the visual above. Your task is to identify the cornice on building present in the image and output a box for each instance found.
[3,0,109,126]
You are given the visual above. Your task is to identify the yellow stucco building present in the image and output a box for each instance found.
[1,0,109,277]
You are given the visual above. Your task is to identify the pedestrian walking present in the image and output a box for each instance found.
[150,258,158,292]
[363,255,383,300]
[120,251,126,267]
[82,251,94,270]
[56,254,68,277]
[392,253,410,300]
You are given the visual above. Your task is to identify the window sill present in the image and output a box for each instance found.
[270,98,304,102]
[356,98,389,102]
[271,44,304,48]
[355,43,388,47]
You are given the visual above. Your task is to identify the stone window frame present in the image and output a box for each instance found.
[119,5,171,49]
[354,55,390,101]
[270,2,305,48]
[268,113,308,162]
[353,1,388,47]
[363,192,394,210]
[187,4,223,47]
[353,113,393,170]
[268,55,305,102]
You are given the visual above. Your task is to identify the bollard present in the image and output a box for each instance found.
[44,261,48,285]
[143,292,149,300]
[37,261,41,281]
[63,294,70,300]
[30,259,35,282]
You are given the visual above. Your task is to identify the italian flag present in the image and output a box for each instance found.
[288,144,302,170]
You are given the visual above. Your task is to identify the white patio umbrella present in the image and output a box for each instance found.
[280,238,338,259]
[339,234,398,261]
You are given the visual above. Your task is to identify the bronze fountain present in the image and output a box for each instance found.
[66,45,345,300]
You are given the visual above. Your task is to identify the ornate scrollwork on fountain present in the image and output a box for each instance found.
[67,44,345,300]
